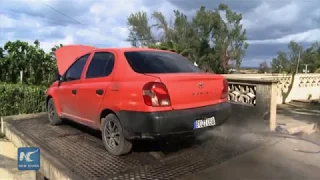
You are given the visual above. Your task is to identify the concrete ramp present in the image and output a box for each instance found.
[0,139,36,180]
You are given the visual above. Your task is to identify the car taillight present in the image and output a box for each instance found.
[221,78,229,99]
[143,82,171,107]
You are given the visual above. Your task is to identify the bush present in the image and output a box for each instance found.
[0,83,47,116]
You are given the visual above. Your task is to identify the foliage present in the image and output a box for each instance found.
[127,11,155,47]
[126,4,248,74]
[0,40,62,116]
[258,61,269,73]
[271,41,320,74]
[0,83,47,116]
[0,40,60,86]
[148,40,192,57]
[300,42,320,73]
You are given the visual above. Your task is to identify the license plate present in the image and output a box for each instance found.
[194,116,216,129]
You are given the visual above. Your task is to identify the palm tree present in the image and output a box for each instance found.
[49,44,63,57]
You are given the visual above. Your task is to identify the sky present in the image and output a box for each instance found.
[0,0,319,67]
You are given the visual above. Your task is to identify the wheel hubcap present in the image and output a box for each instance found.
[48,104,55,120]
[104,121,120,149]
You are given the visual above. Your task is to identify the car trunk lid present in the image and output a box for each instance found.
[146,73,225,110]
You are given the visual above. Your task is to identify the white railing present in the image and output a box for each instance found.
[224,77,278,131]
[224,73,320,104]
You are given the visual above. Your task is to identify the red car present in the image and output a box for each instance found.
[46,45,231,156]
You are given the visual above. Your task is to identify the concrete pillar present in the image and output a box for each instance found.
[270,83,278,131]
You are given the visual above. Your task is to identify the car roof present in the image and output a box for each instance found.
[55,45,175,75]
[93,47,172,53]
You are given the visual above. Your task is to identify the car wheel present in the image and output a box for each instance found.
[47,98,62,125]
[101,114,132,156]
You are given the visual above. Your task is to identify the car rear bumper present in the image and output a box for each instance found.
[118,102,231,139]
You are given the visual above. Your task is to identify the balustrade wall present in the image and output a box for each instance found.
[223,76,278,131]
[217,73,319,131]
[275,74,320,103]
[225,73,320,104]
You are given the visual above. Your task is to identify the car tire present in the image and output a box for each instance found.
[101,114,132,156]
[47,98,62,125]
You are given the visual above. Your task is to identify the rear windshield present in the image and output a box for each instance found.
[124,51,202,73]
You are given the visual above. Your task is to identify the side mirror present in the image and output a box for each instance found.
[55,74,62,81]
[56,74,63,86]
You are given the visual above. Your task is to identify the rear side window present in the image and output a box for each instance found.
[86,52,115,79]
[124,51,202,73]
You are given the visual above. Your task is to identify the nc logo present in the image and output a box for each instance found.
[17,147,40,171]
[19,149,39,162]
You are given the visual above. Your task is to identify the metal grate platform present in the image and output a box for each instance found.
[8,117,272,180]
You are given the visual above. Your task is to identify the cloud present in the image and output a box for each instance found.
[168,0,261,13]
[0,0,319,67]
[39,36,75,52]
[241,0,320,40]
[0,14,16,28]
[241,57,273,67]
[0,0,181,52]
[248,29,320,44]
[242,1,301,31]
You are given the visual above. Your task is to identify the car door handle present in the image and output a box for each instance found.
[96,89,104,95]
[72,89,77,95]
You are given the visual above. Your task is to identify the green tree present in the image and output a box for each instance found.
[50,44,63,59]
[271,41,320,74]
[126,4,248,74]
[189,6,221,72]
[0,40,59,86]
[126,11,155,47]
[271,41,303,74]
[149,10,193,58]
[258,61,269,73]
[270,41,304,103]
[271,52,288,73]
[148,40,192,57]
[214,4,249,73]
[300,42,320,73]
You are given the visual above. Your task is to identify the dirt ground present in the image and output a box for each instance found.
[182,132,320,180]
